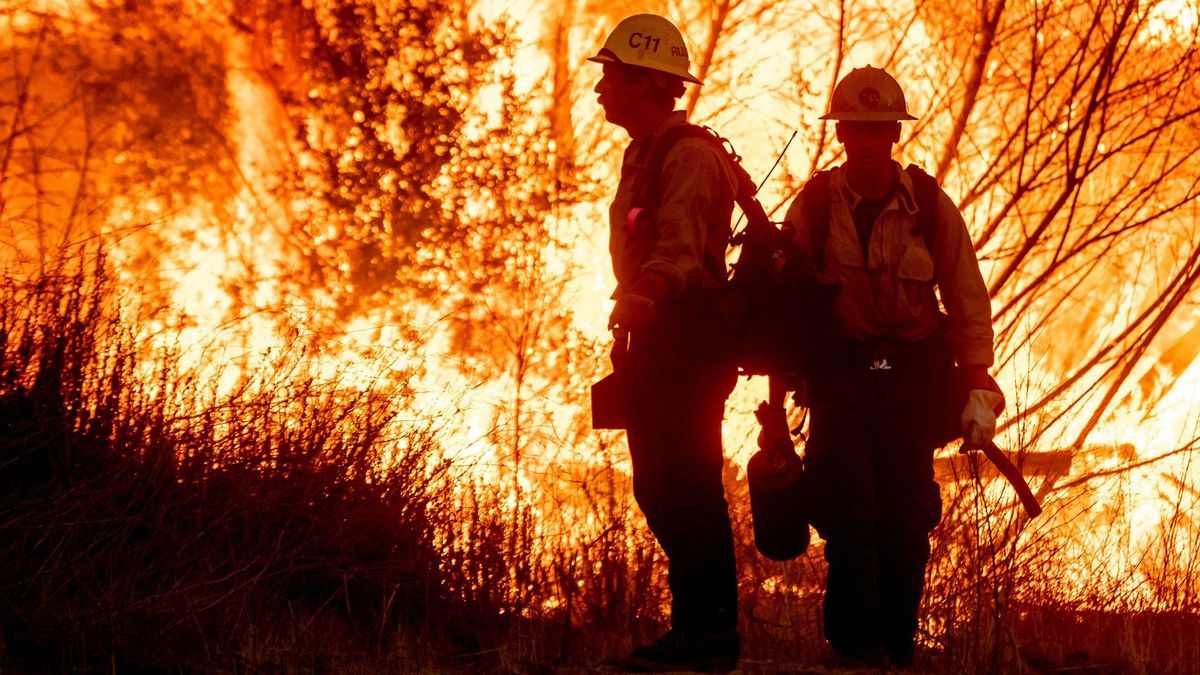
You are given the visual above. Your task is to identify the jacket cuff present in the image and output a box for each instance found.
[957,343,995,371]
[960,365,1001,394]
[631,271,674,304]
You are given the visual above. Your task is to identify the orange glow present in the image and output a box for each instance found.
[4,0,1200,632]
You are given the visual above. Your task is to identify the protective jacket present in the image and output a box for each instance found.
[609,111,738,301]
[783,162,994,368]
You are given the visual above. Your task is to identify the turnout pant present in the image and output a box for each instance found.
[624,296,739,634]
[803,330,954,666]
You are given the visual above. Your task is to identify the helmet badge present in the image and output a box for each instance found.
[858,87,881,109]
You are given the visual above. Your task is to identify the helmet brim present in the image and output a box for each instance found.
[820,111,918,121]
[587,50,703,85]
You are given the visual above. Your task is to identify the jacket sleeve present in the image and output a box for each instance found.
[636,139,734,298]
[932,190,995,368]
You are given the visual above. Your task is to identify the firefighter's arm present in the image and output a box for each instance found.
[636,139,733,299]
[931,191,1005,441]
[931,191,994,369]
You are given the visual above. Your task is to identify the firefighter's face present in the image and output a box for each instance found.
[837,121,901,171]
[594,63,647,129]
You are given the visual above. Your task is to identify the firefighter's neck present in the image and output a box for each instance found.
[624,102,674,141]
[844,161,895,200]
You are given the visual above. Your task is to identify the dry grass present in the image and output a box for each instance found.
[0,257,460,671]
[2,256,1199,673]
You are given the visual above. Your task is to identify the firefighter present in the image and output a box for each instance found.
[782,66,1004,668]
[589,14,741,673]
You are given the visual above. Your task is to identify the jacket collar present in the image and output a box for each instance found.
[628,110,688,160]
[645,109,688,139]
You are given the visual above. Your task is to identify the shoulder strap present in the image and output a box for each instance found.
[904,164,940,252]
[632,123,709,210]
[633,124,763,211]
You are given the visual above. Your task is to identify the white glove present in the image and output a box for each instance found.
[961,389,1004,446]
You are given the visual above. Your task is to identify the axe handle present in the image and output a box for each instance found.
[976,440,1043,519]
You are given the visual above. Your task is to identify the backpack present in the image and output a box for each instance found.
[629,123,824,377]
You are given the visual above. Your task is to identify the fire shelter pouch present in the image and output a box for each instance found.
[591,371,630,430]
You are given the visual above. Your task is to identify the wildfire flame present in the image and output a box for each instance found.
[3,0,1199,620]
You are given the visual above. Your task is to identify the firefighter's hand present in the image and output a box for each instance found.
[609,330,629,370]
[780,220,799,244]
[961,389,1004,445]
[754,403,793,453]
[608,294,655,332]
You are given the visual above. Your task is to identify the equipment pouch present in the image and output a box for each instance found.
[590,372,630,430]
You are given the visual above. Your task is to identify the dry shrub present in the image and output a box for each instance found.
[923,462,1200,674]
[0,255,455,672]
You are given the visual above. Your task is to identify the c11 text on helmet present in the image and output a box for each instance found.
[628,32,662,53]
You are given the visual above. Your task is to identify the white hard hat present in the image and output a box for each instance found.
[587,14,702,85]
[822,66,917,121]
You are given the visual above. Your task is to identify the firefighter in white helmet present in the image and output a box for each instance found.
[780,66,1004,668]
[589,14,741,673]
